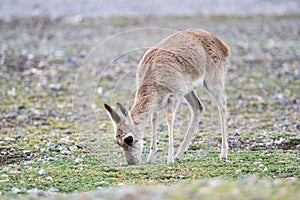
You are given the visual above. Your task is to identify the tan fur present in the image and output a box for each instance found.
[105,29,230,165]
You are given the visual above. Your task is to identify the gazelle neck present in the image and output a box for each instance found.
[130,97,152,132]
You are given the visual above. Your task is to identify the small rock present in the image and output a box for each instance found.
[48,83,62,91]
[15,135,22,140]
[67,57,77,67]
[61,150,70,155]
[29,108,40,115]
[274,138,285,145]
[7,87,16,96]
[38,169,47,176]
[17,114,28,120]
[54,50,65,58]
[27,53,35,60]
[38,61,47,68]
[52,51,65,63]
[22,160,34,165]
[10,170,21,175]
[60,138,69,144]
[64,129,72,135]
[1,174,8,179]
[97,87,104,95]
[48,188,59,192]
[24,166,32,170]
[6,112,17,119]
[234,140,242,148]
[233,129,240,136]
[75,158,82,163]
[5,137,15,142]
[0,179,9,183]
[11,187,22,194]
[23,150,31,155]
[18,105,26,110]
[265,141,273,149]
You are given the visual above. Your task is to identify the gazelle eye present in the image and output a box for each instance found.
[124,136,133,146]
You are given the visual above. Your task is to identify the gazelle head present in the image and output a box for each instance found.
[104,103,143,165]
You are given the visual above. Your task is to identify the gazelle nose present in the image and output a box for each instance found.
[124,136,133,146]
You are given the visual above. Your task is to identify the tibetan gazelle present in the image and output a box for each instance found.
[104,29,230,165]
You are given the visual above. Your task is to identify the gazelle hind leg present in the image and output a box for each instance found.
[175,90,204,160]
[166,96,179,164]
[204,80,228,161]
[147,112,158,163]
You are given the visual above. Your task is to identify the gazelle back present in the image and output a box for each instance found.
[105,29,230,165]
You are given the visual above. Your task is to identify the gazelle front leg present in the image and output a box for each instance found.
[147,112,158,163]
[166,96,179,164]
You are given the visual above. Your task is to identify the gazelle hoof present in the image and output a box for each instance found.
[219,152,228,162]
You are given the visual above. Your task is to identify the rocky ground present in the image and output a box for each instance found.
[0,13,299,199]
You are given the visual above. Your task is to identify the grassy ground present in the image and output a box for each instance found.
[0,15,299,198]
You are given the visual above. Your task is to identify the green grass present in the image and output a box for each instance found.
[1,149,299,193]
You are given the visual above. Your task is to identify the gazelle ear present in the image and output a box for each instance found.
[116,102,132,124]
[104,104,121,124]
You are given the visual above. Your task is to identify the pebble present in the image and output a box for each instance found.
[64,129,72,135]
[233,130,240,136]
[6,112,17,119]
[75,158,82,163]
[29,108,40,115]
[265,141,273,149]
[48,83,62,91]
[17,114,28,120]
[5,137,15,142]
[27,53,35,60]
[23,150,31,155]
[48,188,59,192]
[10,170,21,175]
[54,50,65,58]
[18,105,26,110]
[234,140,242,148]
[7,87,16,96]
[38,169,47,176]
[97,87,104,95]
[61,150,70,155]
[38,61,47,68]
[0,179,9,183]
[11,187,22,194]
[67,57,77,67]
[60,138,69,144]
[274,138,285,145]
